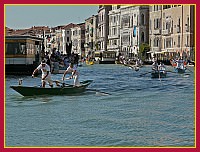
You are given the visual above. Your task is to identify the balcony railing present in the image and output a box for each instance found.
[153,29,161,35]
[107,45,119,50]
[108,34,120,39]
[162,28,173,35]
[152,47,160,52]
[162,29,169,35]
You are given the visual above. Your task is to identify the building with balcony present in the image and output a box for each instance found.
[85,15,98,58]
[149,5,195,61]
[71,23,85,57]
[107,5,121,56]
[97,5,112,52]
[120,5,149,59]
[60,23,76,55]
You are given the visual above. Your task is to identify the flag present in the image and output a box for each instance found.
[133,26,137,37]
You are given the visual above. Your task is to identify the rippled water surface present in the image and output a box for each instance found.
[5,64,195,147]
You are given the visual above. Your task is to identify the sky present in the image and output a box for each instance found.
[5,5,99,29]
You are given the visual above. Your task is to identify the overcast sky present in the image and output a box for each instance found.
[5,5,98,29]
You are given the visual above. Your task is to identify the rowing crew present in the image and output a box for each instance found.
[152,61,166,71]
[32,60,80,88]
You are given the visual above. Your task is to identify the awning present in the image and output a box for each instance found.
[155,51,163,54]
[147,51,155,54]
[161,50,176,53]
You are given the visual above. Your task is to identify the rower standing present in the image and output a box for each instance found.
[158,62,165,70]
[32,60,53,88]
[152,60,158,70]
[62,63,80,87]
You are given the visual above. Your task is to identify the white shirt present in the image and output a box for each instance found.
[66,66,79,76]
[37,64,51,77]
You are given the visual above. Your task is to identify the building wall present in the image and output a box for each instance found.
[6,5,195,62]
[108,5,121,55]
[97,5,112,52]
[149,5,195,60]
[62,29,72,55]
[120,5,149,59]
[71,23,85,56]
[85,15,98,57]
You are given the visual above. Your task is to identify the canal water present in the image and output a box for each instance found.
[5,64,195,147]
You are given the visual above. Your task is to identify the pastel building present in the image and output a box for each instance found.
[71,23,85,57]
[85,15,98,58]
[119,5,149,59]
[149,5,195,61]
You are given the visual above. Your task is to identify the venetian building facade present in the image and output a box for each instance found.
[53,26,63,53]
[71,23,85,57]
[26,26,51,53]
[149,5,195,61]
[43,28,53,53]
[120,5,149,59]
[84,15,98,58]
[107,5,121,56]
[46,27,57,52]
[61,23,76,55]
[97,5,112,52]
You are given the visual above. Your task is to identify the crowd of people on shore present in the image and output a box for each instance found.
[118,55,143,67]
[42,48,80,73]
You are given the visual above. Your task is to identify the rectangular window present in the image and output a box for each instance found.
[122,35,129,45]
[186,35,189,46]
[154,18,160,29]
[178,35,180,47]
[166,38,172,48]
[122,15,130,27]
[113,27,116,35]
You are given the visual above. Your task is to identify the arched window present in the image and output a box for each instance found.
[154,37,160,47]
[141,14,145,25]
[141,32,145,43]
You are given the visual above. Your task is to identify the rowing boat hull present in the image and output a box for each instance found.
[151,70,167,78]
[174,68,185,74]
[10,80,93,96]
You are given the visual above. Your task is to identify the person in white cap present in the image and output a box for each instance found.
[32,60,53,88]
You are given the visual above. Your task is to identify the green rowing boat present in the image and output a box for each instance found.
[10,80,93,96]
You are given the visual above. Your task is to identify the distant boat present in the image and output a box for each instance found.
[151,65,167,78]
[151,69,167,78]
[86,60,94,65]
[174,67,186,74]
[171,59,187,73]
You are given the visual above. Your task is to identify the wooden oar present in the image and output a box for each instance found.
[158,70,162,85]
[54,79,73,87]
[139,71,152,77]
[53,80,64,87]
[86,88,111,95]
[166,70,177,74]
[185,67,193,73]
[32,76,67,87]
[129,65,140,71]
